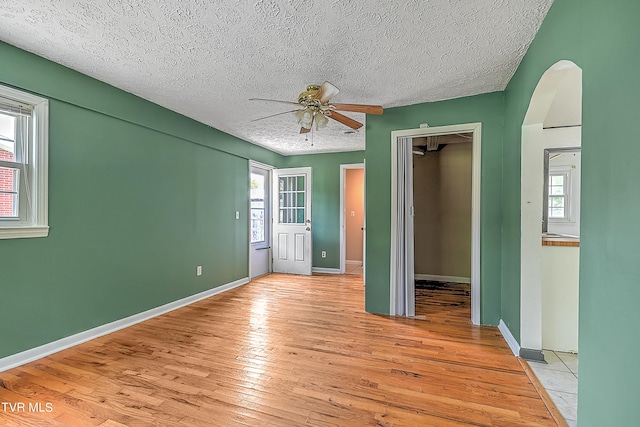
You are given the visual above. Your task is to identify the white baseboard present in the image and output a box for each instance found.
[0,277,249,373]
[498,319,521,357]
[312,267,341,274]
[414,274,471,284]
[345,260,363,266]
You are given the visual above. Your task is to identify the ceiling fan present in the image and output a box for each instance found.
[250,81,383,134]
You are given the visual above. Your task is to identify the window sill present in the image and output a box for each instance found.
[0,226,49,239]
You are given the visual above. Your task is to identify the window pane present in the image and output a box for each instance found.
[250,174,264,199]
[550,207,565,218]
[0,113,16,159]
[550,196,564,207]
[278,174,306,224]
[281,208,291,224]
[251,208,264,243]
[250,173,266,243]
[551,175,564,185]
[0,166,19,218]
[550,185,564,195]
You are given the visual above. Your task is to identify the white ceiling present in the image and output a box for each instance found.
[0,0,553,155]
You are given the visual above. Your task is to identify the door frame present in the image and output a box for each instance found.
[248,160,274,280]
[340,163,365,275]
[390,122,482,325]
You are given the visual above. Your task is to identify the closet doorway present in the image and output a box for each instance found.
[390,123,481,324]
[413,134,473,321]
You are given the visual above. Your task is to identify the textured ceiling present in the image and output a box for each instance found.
[0,0,553,155]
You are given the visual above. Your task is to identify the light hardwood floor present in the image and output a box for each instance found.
[0,274,559,426]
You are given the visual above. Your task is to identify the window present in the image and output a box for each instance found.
[0,84,49,239]
[250,173,265,243]
[548,171,569,220]
[278,175,305,224]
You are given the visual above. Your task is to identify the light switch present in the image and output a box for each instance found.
[350,211,355,217]
[235,211,240,220]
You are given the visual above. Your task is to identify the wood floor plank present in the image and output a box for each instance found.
[0,273,559,426]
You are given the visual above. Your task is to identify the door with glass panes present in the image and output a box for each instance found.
[249,165,272,279]
[272,167,312,275]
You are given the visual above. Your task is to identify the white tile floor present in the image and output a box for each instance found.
[528,350,578,426]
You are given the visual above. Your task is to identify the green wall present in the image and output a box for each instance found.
[365,93,505,323]
[5,0,640,422]
[499,0,584,342]
[501,0,640,424]
[0,42,283,358]
[282,151,365,269]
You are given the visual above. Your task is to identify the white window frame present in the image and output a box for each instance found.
[0,84,49,239]
[548,168,572,222]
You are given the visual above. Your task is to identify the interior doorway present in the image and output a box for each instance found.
[412,134,473,319]
[519,61,582,425]
[390,123,481,324]
[520,60,582,359]
[340,163,365,276]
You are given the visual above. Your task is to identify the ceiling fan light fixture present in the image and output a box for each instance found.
[294,108,314,129]
[254,81,382,134]
[316,113,329,129]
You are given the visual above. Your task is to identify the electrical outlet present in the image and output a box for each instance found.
[196,266,202,276]
[321,251,326,258]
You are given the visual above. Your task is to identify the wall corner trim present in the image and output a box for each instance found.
[311,267,341,274]
[498,319,521,357]
[0,277,249,373]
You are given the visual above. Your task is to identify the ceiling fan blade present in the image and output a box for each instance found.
[300,127,311,134]
[332,103,383,115]
[314,81,340,104]
[251,109,300,122]
[249,98,300,106]
[328,111,363,130]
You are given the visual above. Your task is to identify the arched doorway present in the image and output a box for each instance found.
[520,60,582,358]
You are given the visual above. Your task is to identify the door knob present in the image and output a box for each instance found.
[306,227,311,231]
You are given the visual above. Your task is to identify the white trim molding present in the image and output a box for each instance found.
[498,319,521,357]
[312,267,341,274]
[0,277,249,373]
[414,274,471,284]
[0,226,50,240]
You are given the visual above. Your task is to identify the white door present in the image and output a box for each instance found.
[272,167,312,275]
[249,164,271,279]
